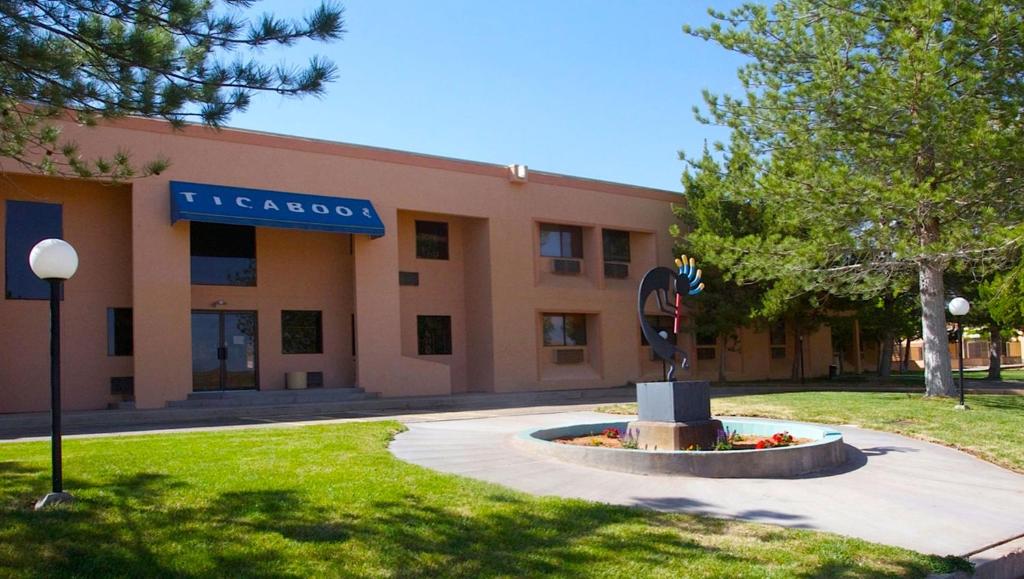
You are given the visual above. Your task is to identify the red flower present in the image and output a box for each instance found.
[755,440,768,449]
[603,427,621,439]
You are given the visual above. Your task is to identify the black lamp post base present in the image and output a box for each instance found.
[34,491,73,510]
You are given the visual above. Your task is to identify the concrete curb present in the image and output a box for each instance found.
[928,535,1024,579]
[516,419,846,478]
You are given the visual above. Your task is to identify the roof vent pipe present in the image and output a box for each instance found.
[508,164,528,183]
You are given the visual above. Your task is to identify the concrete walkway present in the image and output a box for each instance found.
[390,410,1024,557]
[3,381,1020,440]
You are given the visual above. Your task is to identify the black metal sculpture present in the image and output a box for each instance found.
[638,255,704,380]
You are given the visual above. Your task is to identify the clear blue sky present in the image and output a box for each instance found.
[230,1,750,192]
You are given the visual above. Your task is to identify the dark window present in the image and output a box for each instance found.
[399,271,420,286]
[107,308,133,356]
[967,341,987,359]
[641,315,676,346]
[602,229,630,263]
[542,314,587,346]
[696,331,717,346]
[696,330,717,360]
[539,224,583,258]
[5,201,62,300]
[770,321,787,359]
[282,310,323,354]
[416,221,449,260]
[190,222,256,286]
[417,315,452,355]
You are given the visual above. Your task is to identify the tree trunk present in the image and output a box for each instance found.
[791,321,802,381]
[919,262,955,396]
[987,324,1002,381]
[878,331,894,378]
[901,338,911,373]
[717,335,726,383]
[895,337,904,373]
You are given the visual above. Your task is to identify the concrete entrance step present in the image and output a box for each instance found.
[167,387,376,408]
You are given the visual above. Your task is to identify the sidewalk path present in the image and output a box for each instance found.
[3,381,1019,440]
[390,410,1024,557]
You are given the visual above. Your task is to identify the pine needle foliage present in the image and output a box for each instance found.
[680,1,1024,395]
[0,0,345,179]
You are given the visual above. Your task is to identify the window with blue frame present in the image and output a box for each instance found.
[107,308,133,356]
[5,201,63,300]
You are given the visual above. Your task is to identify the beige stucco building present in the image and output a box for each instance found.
[0,118,834,414]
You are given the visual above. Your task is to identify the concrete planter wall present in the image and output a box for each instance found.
[517,419,846,478]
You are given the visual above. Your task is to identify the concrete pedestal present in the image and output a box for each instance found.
[34,491,73,510]
[632,419,723,451]
[636,381,711,422]
[633,381,718,450]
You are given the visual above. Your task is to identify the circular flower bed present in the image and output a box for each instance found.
[554,426,811,451]
[516,419,847,478]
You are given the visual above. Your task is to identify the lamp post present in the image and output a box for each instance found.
[29,238,79,509]
[948,297,970,410]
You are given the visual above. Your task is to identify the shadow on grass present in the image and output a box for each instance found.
[626,499,814,529]
[966,395,1024,411]
[0,463,966,578]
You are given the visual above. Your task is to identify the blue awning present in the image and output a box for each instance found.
[170,181,385,237]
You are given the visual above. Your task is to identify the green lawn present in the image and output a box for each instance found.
[0,422,966,578]
[601,393,1024,473]
[878,368,1024,383]
[961,368,1024,380]
[719,368,1024,385]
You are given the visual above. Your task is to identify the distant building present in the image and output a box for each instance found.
[898,333,1023,371]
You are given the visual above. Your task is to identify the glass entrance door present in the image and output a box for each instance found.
[192,311,258,391]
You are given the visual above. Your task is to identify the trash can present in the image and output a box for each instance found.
[285,371,308,390]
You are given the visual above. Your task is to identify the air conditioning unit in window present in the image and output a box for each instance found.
[604,262,629,279]
[551,258,582,275]
[110,376,134,397]
[553,348,585,365]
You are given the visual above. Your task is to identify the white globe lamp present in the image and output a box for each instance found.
[948,297,970,317]
[29,239,79,281]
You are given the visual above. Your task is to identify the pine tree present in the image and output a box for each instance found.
[0,0,345,178]
[681,1,1024,396]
